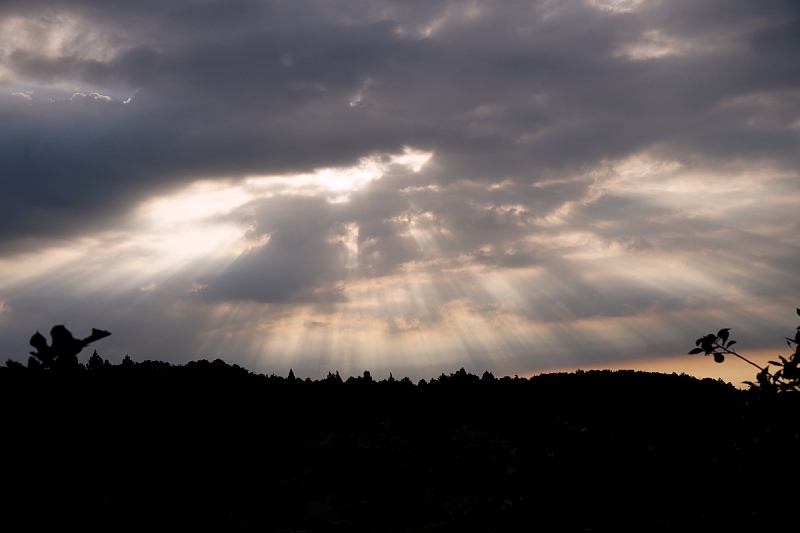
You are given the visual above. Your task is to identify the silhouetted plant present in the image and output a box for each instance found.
[27,325,111,370]
[689,308,800,392]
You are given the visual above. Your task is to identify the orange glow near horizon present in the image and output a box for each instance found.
[537,348,785,390]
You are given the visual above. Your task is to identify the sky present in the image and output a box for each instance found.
[1,0,799,383]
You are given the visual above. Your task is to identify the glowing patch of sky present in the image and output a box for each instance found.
[10,146,788,381]
[0,12,795,378]
[586,0,649,14]
[0,147,431,297]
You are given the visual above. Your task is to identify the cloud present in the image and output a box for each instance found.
[1,1,799,379]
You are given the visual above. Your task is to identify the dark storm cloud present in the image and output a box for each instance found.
[2,0,798,251]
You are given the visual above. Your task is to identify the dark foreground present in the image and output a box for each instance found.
[2,362,799,531]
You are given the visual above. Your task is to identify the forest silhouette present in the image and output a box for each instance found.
[2,324,800,531]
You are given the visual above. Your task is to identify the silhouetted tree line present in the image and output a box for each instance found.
[2,325,799,531]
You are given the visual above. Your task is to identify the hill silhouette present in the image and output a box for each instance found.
[3,351,799,531]
[3,322,800,530]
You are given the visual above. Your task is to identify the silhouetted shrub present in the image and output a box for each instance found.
[25,325,111,370]
[689,307,800,392]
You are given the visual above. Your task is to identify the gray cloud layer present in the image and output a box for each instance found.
[1,1,799,379]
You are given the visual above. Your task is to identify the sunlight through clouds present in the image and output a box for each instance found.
[136,181,253,226]
[3,137,798,380]
[126,146,434,283]
[242,147,432,200]
[1,1,799,384]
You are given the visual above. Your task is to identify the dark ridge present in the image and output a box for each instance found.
[2,359,798,531]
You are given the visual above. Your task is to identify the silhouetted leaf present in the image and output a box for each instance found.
[699,334,717,354]
[688,348,704,355]
[726,340,736,348]
[717,329,730,345]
